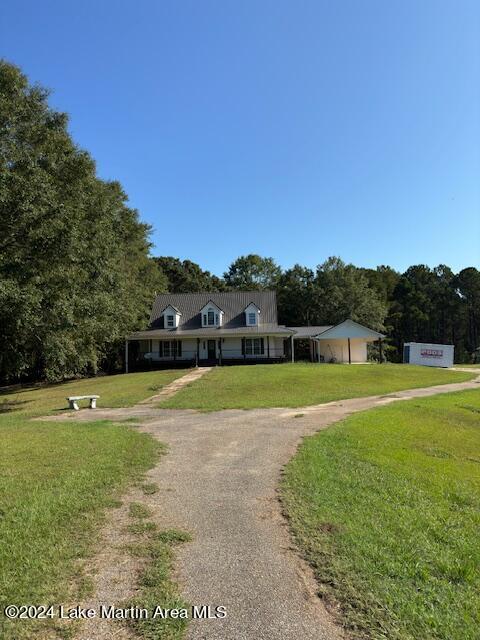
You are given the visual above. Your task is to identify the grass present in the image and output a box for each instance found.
[162,363,476,410]
[0,369,187,416]
[0,369,186,640]
[141,482,160,495]
[281,389,480,640]
[125,511,191,640]
[125,501,192,640]
[129,502,153,519]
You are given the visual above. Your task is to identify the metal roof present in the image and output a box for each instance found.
[149,291,279,330]
[311,319,385,340]
[288,325,332,339]
[128,323,294,340]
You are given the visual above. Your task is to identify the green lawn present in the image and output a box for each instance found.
[162,363,476,410]
[0,369,185,639]
[0,369,187,416]
[281,389,480,640]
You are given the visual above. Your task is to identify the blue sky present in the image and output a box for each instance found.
[1,0,479,275]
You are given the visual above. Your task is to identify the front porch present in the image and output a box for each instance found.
[125,335,289,372]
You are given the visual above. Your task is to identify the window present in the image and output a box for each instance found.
[248,312,256,325]
[158,340,182,357]
[201,304,222,327]
[245,338,264,355]
[167,315,174,327]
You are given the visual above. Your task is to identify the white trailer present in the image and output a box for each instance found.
[403,342,454,368]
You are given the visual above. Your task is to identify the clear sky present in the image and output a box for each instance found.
[1,0,479,275]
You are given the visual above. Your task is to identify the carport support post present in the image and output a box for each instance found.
[125,340,129,374]
[348,337,352,364]
[291,335,295,362]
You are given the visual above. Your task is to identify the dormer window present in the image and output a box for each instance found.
[200,301,224,327]
[161,305,182,329]
[244,302,260,326]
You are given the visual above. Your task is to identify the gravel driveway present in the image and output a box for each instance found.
[132,375,480,640]
[55,374,479,640]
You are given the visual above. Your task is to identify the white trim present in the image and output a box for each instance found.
[244,302,261,326]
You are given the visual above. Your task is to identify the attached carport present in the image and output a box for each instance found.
[313,319,385,363]
[288,325,331,362]
[289,320,385,363]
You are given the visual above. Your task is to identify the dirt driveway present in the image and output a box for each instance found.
[64,374,480,640]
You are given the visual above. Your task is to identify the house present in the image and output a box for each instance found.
[125,291,385,370]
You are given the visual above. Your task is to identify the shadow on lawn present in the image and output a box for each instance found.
[0,398,30,413]
[0,383,40,396]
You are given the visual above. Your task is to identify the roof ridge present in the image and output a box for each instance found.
[155,290,276,296]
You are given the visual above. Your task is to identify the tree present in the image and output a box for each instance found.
[0,61,164,381]
[224,254,282,290]
[314,257,387,330]
[454,267,480,360]
[277,265,316,325]
[359,265,400,307]
[154,257,225,293]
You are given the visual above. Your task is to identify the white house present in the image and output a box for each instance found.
[125,291,385,370]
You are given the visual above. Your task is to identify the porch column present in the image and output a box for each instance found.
[125,339,129,373]
[291,335,294,362]
[348,337,352,364]
[379,338,383,363]
[317,340,321,363]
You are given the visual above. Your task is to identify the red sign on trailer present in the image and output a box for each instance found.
[404,342,454,367]
[420,349,443,358]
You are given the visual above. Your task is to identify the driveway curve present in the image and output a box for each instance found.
[136,375,479,640]
[58,374,480,640]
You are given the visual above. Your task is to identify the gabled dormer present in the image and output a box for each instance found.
[161,305,182,329]
[200,301,224,327]
[244,302,261,326]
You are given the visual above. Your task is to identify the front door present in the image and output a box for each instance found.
[207,340,216,360]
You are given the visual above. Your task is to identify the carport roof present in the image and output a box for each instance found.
[312,319,385,341]
[288,326,332,339]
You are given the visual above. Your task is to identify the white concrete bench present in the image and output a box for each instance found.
[66,395,100,410]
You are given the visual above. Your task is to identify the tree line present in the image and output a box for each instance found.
[156,255,480,365]
[1,62,478,382]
